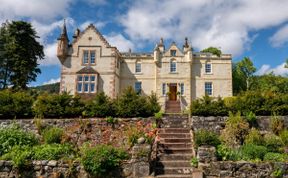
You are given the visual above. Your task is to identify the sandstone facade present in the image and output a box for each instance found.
[57,22,232,109]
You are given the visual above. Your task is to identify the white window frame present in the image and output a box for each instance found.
[162,83,166,96]
[135,61,142,73]
[135,82,142,94]
[170,59,177,73]
[82,50,96,65]
[77,74,97,93]
[205,63,212,74]
[205,82,213,96]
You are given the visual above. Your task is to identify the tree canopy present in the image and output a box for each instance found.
[0,21,44,90]
[232,57,256,95]
[201,47,222,57]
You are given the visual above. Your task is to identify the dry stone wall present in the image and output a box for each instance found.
[192,116,288,134]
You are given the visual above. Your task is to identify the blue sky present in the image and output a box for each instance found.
[0,0,288,86]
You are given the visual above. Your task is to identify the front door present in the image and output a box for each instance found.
[169,84,177,101]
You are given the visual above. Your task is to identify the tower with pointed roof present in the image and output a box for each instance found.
[57,19,69,63]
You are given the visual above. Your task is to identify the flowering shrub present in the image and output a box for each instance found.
[126,120,158,146]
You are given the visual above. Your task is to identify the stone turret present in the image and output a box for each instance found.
[158,38,165,53]
[154,44,160,63]
[57,19,69,64]
[183,38,193,62]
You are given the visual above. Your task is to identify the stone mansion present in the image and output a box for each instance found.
[57,23,232,111]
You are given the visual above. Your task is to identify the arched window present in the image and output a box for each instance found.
[135,60,141,73]
[170,59,176,73]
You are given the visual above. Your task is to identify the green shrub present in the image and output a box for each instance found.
[0,124,39,155]
[42,127,64,144]
[115,86,157,118]
[280,130,288,146]
[154,111,163,120]
[216,144,241,161]
[80,144,128,177]
[194,129,220,147]
[244,111,257,127]
[1,145,33,168]
[270,115,284,135]
[244,128,263,145]
[33,92,84,118]
[240,144,268,160]
[85,92,114,117]
[0,90,34,118]
[146,92,161,115]
[264,133,284,153]
[220,112,249,148]
[191,95,228,116]
[264,152,288,162]
[33,144,74,160]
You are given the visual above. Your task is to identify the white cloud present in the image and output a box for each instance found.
[40,42,61,66]
[79,21,105,31]
[120,0,288,56]
[105,34,134,52]
[82,0,107,6]
[269,24,288,47]
[0,0,73,22]
[42,78,60,85]
[256,63,288,76]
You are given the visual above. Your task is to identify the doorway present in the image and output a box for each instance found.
[169,83,177,101]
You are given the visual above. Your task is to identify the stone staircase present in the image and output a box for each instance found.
[165,101,181,113]
[155,114,196,178]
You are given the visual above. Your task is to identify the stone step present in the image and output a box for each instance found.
[159,128,190,134]
[160,138,191,143]
[157,148,193,154]
[158,133,190,139]
[157,153,193,161]
[158,143,192,149]
[156,175,193,178]
[162,124,189,128]
[156,160,191,167]
[155,167,193,175]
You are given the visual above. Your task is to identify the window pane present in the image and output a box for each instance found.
[77,76,83,81]
[90,76,95,81]
[83,51,89,64]
[170,50,176,56]
[136,62,141,73]
[135,82,142,94]
[77,83,82,92]
[180,83,184,95]
[84,83,89,92]
[205,82,212,95]
[84,75,89,81]
[90,51,95,64]
[205,64,211,73]
[162,83,166,96]
[90,83,95,92]
[170,61,176,72]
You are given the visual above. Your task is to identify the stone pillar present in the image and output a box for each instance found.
[197,146,217,166]
[131,144,151,177]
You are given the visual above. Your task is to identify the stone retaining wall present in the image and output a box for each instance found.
[202,161,288,178]
[192,116,288,134]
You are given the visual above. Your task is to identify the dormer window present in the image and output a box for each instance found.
[82,50,96,65]
[170,50,176,56]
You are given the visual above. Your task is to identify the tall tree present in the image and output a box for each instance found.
[0,21,44,90]
[285,58,288,68]
[201,47,222,57]
[232,57,256,95]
